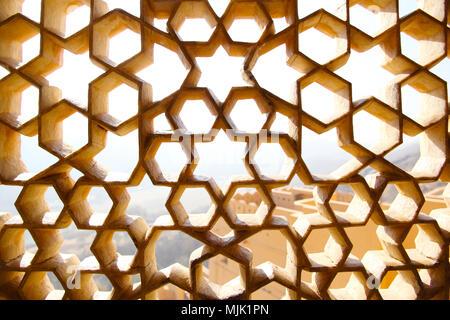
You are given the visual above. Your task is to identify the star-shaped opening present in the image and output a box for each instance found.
[197,46,247,101]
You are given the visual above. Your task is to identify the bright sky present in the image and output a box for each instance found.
[5,0,450,182]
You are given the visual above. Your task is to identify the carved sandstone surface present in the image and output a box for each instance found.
[0,0,449,300]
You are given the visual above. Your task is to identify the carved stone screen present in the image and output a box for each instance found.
[0,0,449,300]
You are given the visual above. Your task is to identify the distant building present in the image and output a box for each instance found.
[208,186,447,299]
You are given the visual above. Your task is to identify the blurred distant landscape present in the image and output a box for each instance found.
[1,136,445,290]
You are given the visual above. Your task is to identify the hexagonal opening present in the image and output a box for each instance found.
[136,44,188,101]
[400,71,446,128]
[228,19,263,42]
[60,224,97,260]
[90,72,142,131]
[206,254,244,287]
[179,187,215,215]
[301,82,335,123]
[301,75,350,124]
[381,181,423,223]
[168,186,216,227]
[62,112,89,151]
[228,187,262,215]
[350,2,397,38]
[107,83,139,122]
[226,186,272,226]
[178,18,214,42]
[252,44,303,103]
[194,130,248,190]
[298,12,347,65]
[301,127,353,177]
[353,110,382,151]
[0,15,40,66]
[302,227,349,268]
[65,4,90,37]
[178,100,216,134]
[229,99,267,133]
[400,14,445,66]
[297,0,347,20]
[109,28,141,64]
[331,182,373,224]
[113,231,137,257]
[353,108,399,155]
[154,142,188,182]
[94,130,139,182]
[154,230,202,269]
[252,282,289,299]
[193,251,248,299]
[384,133,420,173]
[171,1,217,42]
[252,143,289,177]
[86,186,114,214]
[402,223,444,261]
[299,28,336,65]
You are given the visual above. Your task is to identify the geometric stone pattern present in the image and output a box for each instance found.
[0,0,448,300]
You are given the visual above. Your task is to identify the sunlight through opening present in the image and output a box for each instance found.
[197,46,247,101]
[179,100,216,133]
[136,44,188,101]
[228,19,263,42]
[109,29,141,64]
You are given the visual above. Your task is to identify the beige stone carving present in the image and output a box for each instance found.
[0,0,448,300]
